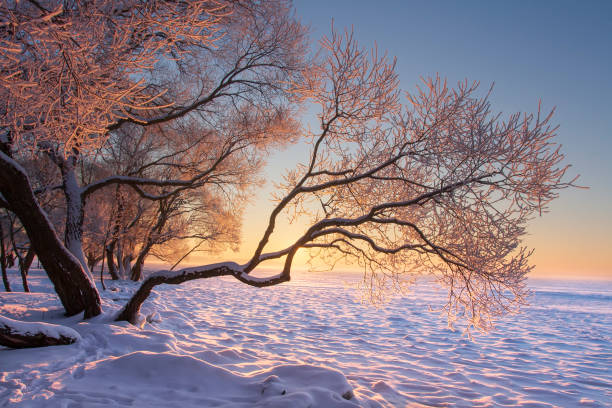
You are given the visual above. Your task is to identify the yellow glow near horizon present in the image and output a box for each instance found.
[172,154,612,282]
[178,150,612,282]
[182,210,612,281]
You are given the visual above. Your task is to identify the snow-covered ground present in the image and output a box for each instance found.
[1,269,610,407]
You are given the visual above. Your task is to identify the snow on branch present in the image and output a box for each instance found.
[116,262,289,324]
[238,30,575,331]
[0,315,81,348]
[119,26,575,332]
[1,0,229,157]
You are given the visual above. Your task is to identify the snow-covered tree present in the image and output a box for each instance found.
[0,1,574,340]
[0,0,309,318]
[118,30,575,332]
[88,121,247,282]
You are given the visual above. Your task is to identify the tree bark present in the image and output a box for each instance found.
[130,241,154,281]
[22,247,35,274]
[18,248,34,292]
[0,152,101,317]
[116,266,235,324]
[7,216,34,293]
[60,158,91,278]
[130,200,170,281]
[105,242,119,280]
[0,223,11,292]
[1,258,10,292]
[86,251,98,276]
[116,263,290,325]
[130,257,145,281]
[121,252,133,279]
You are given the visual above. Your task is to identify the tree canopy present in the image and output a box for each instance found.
[0,0,575,333]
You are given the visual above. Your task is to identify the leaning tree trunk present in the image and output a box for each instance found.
[116,262,289,325]
[130,257,145,281]
[0,152,101,317]
[130,201,169,281]
[117,265,236,324]
[130,241,154,281]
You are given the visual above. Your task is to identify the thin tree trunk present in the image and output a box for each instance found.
[105,241,119,280]
[0,223,11,292]
[130,258,144,281]
[130,246,151,281]
[0,151,101,317]
[130,200,170,281]
[86,252,97,276]
[99,212,113,290]
[7,215,33,292]
[100,244,106,291]
[19,248,34,292]
[170,239,206,271]
[1,262,10,292]
[22,247,35,274]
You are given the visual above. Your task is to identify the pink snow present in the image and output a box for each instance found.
[1,269,610,407]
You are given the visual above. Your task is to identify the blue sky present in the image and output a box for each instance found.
[224,1,612,279]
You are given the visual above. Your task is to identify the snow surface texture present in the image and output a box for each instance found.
[1,269,611,407]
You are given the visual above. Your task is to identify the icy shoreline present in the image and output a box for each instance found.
[1,269,611,407]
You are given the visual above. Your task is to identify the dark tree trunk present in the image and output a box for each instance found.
[116,265,235,324]
[1,259,10,292]
[86,252,98,276]
[22,247,35,274]
[18,248,34,292]
[130,243,153,281]
[116,263,289,325]
[105,241,120,280]
[0,223,11,292]
[99,245,106,291]
[130,200,170,281]
[7,214,35,292]
[0,152,101,317]
[130,258,145,281]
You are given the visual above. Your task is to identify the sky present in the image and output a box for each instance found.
[200,0,612,280]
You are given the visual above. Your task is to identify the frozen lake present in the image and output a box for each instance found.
[1,270,611,407]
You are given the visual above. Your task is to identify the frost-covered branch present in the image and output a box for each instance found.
[115,26,575,332]
[235,30,575,331]
[116,262,289,324]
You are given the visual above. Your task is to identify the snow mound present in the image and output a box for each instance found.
[49,351,357,407]
[0,314,81,347]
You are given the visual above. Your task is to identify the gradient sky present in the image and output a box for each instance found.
[201,0,612,280]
